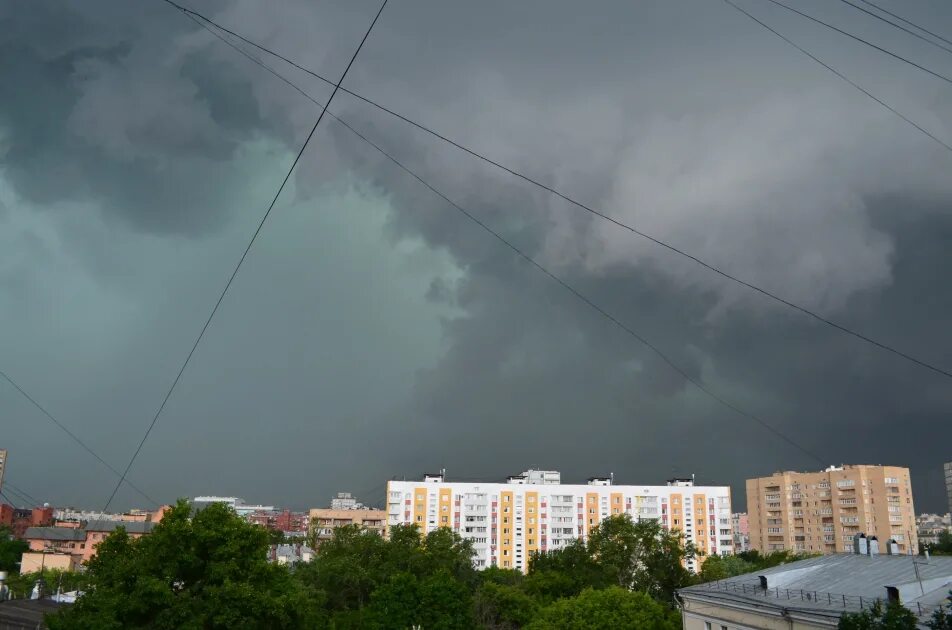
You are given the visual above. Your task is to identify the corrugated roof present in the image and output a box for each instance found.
[680,553,952,623]
[23,527,86,542]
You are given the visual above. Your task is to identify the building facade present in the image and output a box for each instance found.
[247,509,309,536]
[386,471,733,573]
[731,512,750,553]
[945,461,952,516]
[747,465,918,555]
[22,519,160,571]
[917,512,951,546]
[329,492,367,511]
[308,507,386,546]
[0,449,6,494]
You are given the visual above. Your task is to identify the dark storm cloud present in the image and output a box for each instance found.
[1,0,951,514]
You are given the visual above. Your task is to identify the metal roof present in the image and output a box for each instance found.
[679,553,952,624]
[84,520,156,534]
[23,527,86,542]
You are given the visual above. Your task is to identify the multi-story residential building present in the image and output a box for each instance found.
[917,512,952,546]
[945,461,952,515]
[0,449,6,493]
[386,470,733,574]
[747,465,918,556]
[731,512,750,553]
[330,492,367,511]
[308,507,386,546]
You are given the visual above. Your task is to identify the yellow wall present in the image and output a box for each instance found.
[500,491,514,569]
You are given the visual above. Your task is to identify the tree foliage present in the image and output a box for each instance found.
[524,587,681,630]
[922,531,952,556]
[0,524,28,573]
[839,600,919,630]
[526,515,694,604]
[46,500,317,629]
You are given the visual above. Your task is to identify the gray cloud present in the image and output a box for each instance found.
[1,0,951,515]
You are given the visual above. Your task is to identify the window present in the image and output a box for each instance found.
[705,623,712,630]
[528,496,535,503]
[504,495,511,502]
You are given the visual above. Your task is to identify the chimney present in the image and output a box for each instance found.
[853,533,868,555]
[886,538,900,555]
[868,536,879,556]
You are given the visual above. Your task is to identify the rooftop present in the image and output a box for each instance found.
[680,553,952,625]
[23,527,86,542]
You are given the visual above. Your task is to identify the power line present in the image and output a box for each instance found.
[0,490,21,508]
[0,369,160,507]
[175,19,827,466]
[723,0,952,154]
[836,0,952,56]
[759,0,952,86]
[100,0,390,515]
[3,481,40,506]
[161,0,952,380]
[857,0,952,48]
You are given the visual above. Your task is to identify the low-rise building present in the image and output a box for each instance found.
[269,543,314,567]
[308,507,386,547]
[247,509,309,535]
[22,514,163,571]
[679,546,952,629]
[0,505,54,539]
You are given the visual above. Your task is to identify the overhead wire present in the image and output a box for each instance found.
[161,0,952,381]
[857,0,952,48]
[722,0,952,156]
[835,0,952,56]
[174,15,828,466]
[0,369,160,507]
[759,0,952,86]
[3,481,40,506]
[100,0,390,514]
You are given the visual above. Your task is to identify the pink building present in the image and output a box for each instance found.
[22,507,168,571]
[732,512,750,553]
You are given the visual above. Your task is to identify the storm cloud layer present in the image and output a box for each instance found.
[1,0,951,512]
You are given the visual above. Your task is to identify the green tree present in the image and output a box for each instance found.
[922,531,952,556]
[525,587,680,629]
[697,554,756,582]
[0,525,27,573]
[524,538,609,601]
[839,600,918,630]
[585,515,695,602]
[46,499,317,630]
[926,593,952,630]
[474,580,539,629]
[296,524,477,628]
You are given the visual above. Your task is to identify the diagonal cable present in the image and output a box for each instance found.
[760,0,952,85]
[836,0,952,56]
[100,0,390,514]
[0,369,160,506]
[857,0,952,48]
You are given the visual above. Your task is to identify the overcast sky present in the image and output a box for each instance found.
[2,0,951,514]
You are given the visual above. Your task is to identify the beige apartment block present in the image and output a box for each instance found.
[307,507,385,546]
[747,465,917,555]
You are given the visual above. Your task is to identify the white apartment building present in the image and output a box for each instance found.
[386,470,733,573]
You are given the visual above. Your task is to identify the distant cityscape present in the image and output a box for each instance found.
[2,448,950,579]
